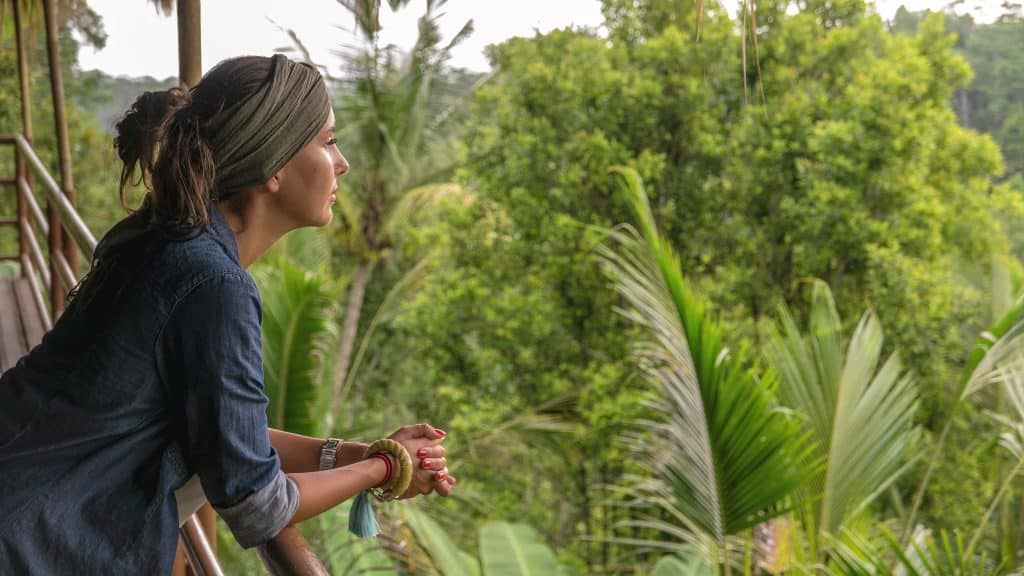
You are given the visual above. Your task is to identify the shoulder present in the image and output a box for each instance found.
[172,271,261,321]
[158,271,263,356]
[151,227,250,304]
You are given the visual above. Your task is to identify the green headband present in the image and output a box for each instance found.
[207,54,330,194]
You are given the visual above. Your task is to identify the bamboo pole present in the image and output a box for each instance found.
[174,4,214,571]
[13,0,33,281]
[42,0,75,317]
[177,0,202,87]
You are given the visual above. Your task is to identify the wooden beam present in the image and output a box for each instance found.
[178,0,202,87]
[42,0,72,318]
[13,0,33,281]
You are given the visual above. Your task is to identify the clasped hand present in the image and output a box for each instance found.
[387,423,457,499]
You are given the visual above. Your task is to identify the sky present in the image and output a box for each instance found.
[75,0,1008,80]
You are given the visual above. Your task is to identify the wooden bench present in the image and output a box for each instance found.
[0,277,45,372]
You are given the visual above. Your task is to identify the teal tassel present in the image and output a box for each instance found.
[348,490,379,537]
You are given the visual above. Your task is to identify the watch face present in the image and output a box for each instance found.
[319,438,342,470]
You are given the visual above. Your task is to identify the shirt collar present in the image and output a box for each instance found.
[208,203,241,266]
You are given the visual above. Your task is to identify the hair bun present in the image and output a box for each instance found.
[113,88,192,205]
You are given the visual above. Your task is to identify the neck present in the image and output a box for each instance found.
[217,195,291,269]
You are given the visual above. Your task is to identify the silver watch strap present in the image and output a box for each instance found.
[319,437,342,471]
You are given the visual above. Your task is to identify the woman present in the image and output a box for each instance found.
[0,54,455,574]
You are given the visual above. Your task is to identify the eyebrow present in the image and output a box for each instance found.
[322,125,336,133]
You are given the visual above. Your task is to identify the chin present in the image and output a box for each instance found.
[315,210,334,227]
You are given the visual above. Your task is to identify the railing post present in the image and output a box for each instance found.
[257,526,331,576]
[13,0,33,279]
[180,514,225,576]
[43,0,76,317]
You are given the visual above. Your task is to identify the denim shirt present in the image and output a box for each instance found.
[0,206,298,575]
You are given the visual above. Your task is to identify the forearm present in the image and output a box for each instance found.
[269,428,368,473]
[286,457,387,525]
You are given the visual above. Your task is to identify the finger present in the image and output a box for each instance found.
[434,478,452,497]
[392,423,433,441]
[445,474,457,486]
[415,445,446,459]
[420,457,447,471]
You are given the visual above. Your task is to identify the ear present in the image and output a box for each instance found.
[265,170,284,194]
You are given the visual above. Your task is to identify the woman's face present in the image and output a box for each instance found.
[273,108,349,228]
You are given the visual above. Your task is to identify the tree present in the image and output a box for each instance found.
[457,1,1012,568]
[320,0,475,430]
[601,168,819,572]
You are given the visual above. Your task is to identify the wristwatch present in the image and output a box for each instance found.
[319,437,343,471]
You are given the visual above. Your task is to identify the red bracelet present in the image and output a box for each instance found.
[369,453,392,488]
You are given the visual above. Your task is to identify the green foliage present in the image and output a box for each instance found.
[828,525,1005,576]
[393,505,565,576]
[313,502,397,575]
[766,280,920,537]
[253,257,340,437]
[892,7,1024,179]
[479,522,562,576]
[601,168,819,562]
[649,553,711,576]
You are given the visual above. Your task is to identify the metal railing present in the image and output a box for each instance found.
[0,133,328,575]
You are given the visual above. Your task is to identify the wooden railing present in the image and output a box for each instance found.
[0,133,328,575]
[0,134,95,328]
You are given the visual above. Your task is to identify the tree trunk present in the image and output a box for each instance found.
[326,260,372,430]
[959,88,971,128]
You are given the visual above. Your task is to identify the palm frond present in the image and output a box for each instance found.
[380,182,474,239]
[458,394,581,463]
[650,552,712,576]
[906,289,1024,538]
[829,525,1005,576]
[964,364,1024,560]
[255,259,340,437]
[766,280,920,536]
[599,167,819,552]
[959,294,1024,401]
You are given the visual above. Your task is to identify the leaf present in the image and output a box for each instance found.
[599,167,820,550]
[649,554,711,576]
[396,504,473,576]
[256,259,340,437]
[766,280,920,536]
[828,525,1005,576]
[959,293,1024,401]
[318,501,397,576]
[479,522,562,576]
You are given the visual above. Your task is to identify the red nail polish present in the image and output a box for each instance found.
[423,459,431,468]
[417,449,427,458]
[437,471,446,480]
[436,429,446,436]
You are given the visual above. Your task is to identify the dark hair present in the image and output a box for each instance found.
[66,57,276,306]
[113,56,274,229]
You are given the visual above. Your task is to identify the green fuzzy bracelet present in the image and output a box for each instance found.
[348,438,413,538]
[364,438,413,499]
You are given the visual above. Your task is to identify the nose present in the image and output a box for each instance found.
[334,148,349,177]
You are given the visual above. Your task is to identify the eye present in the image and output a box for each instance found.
[326,137,338,147]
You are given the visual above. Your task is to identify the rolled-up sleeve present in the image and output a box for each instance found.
[161,273,298,548]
